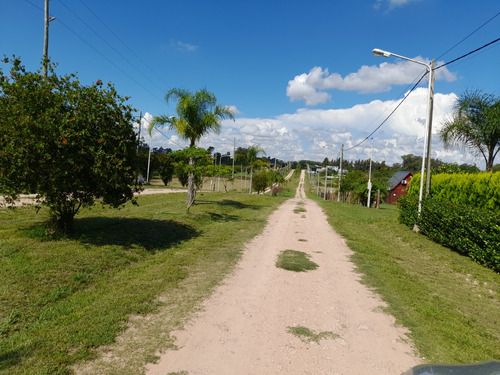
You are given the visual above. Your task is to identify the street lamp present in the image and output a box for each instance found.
[372,48,435,216]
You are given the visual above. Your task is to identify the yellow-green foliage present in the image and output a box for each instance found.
[407,173,500,210]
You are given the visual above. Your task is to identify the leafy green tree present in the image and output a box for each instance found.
[156,153,175,185]
[400,154,444,173]
[268,170,286,196]
[252,170,270,194]
[218,165,234,192]
[170,147,212,190]
[440,89,500,172]
[236,145,266,194]
[150,88,234,209]
[340,170,367,204]
[0,58,138,234]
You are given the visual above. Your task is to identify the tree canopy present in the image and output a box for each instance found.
[150,88,234,209]
[440,89,500,172]
[0,58,139,233]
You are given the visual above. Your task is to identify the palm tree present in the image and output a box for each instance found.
[150,88,234,208]
[440,90,500,172]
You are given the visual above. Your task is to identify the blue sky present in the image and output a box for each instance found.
[2,0,499,169]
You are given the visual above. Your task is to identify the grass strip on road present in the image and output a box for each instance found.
[0,179,296,375]
[309,191,500,364]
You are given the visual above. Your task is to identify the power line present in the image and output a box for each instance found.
[52,17,165,105]
[346,37,500,152]
[138,115,185,148]
[344,72,427,152]
[435,37,500,70]
[22,0,166,106]
[23,0,43,12]
[356,72,427,136]
[436,10,500,60]
[57,0,167,95]
[76,0,171,90]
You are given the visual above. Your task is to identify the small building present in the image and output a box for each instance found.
[386,171,413,204]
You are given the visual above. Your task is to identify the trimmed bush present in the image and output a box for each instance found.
[398,196,500,272]
[407,173,500,210]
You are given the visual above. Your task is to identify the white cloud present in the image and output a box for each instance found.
[146,90,485,169]
[170,39,199,52]
[226,105,242,115]
[374,0,422,10]
[287,62,456,105]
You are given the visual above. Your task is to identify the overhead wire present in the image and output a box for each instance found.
[435,37,500,70]
[138,115,185,148]
[436,10,500,60]
[56,0,167,96]
[344,72,428,152]
[345,36,500,153]
[22,0,166,106]
[23,0,43,12]
[75,0,171,89]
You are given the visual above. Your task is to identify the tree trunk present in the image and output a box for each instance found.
[50,211,74,235]
[486,149,494,172]
[249,167,253,194]
[187,156,195,210]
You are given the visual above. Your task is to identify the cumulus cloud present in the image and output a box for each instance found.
[287,62,456,105]
[147,90,484,168]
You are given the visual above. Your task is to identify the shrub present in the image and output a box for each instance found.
[156,153,175,185]
[407,173,500,210]
[398,196,500,272]
[252,171,270,194]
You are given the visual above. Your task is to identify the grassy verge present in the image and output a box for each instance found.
[307,189,500,363]
[0,179,296,375]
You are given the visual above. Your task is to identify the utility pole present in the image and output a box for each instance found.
[317,169,320,196]
[367,154,373,208]
[367,139,373,208]
[232,138,235,179]
[43,0,56,77]
[324,166,328,200]
[337,144,343,202]
[424,59,435,197]
[43,0,50,77]
[135,112,142,185]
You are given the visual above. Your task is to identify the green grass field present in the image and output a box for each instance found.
[0,180,295,375]
[308,188,500,364]
[1,171,499,374]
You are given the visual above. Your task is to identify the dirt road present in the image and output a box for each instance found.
[146,170,421,374]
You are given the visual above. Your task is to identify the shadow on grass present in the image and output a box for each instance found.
[195,199,261,210]
[206,212,240,222]
[72,217,200,252]
[0,345,29,373]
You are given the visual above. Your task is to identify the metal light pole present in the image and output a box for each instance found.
[146,132,153,184]
[367,144,373,208]
[338,144,343,202]
[372,49,435,215]
[324,166,328,200]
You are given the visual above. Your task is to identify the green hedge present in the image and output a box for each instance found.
[398,196,500,272]
[407,173,500,210]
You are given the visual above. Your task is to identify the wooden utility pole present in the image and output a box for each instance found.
[43,0,50,77]
[135,112,142,185]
